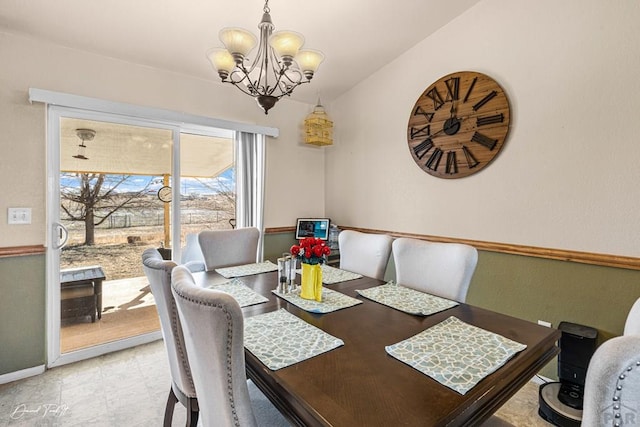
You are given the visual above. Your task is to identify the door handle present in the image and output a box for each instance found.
[53,222,69,250]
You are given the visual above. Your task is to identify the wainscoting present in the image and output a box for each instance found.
[264,227,640,380]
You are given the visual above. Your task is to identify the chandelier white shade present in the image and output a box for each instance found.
[207,0,324,114]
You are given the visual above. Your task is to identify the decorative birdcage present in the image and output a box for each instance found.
[304,101,333,146]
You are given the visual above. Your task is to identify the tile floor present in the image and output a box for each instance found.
[0,340,552,426]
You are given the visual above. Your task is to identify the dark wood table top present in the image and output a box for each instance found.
[192,270,560,427]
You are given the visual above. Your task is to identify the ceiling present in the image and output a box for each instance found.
[0,0,480,105]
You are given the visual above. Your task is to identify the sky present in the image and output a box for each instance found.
[60,168,235,196]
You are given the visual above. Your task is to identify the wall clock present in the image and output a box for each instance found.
[157,186,172,203]
[407,71,511,178]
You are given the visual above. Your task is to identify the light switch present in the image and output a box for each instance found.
[8,208,32,224]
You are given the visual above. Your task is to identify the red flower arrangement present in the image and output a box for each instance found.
[290,237,331,265]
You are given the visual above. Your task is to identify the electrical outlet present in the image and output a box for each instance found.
[8,208,32,225]
[538,320,552,328]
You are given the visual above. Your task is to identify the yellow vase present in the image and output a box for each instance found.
[300,263,322,302]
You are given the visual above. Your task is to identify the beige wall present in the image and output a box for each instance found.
[326,0,640,259]
[0,30,325,248]
[0,30,326,375]
[2,0,640,377]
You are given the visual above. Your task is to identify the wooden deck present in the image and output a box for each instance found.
[60,276,160,353]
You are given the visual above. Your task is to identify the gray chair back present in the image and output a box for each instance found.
[581,335,640,426]
[181,233,205,272]
[338,230,393,280]
[171,265,258,427]
[392,237,478,303]
[624,297,640,336]
[198,227,259,271]
[142,248,198,426]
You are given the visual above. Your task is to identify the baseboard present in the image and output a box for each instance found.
[0,365,45,385]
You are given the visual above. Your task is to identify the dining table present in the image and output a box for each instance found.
[192,267,560,427]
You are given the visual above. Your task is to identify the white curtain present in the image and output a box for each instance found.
[235,131,266,260]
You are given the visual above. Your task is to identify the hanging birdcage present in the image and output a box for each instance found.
[304,101,333,146]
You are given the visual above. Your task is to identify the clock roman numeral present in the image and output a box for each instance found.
[412,138,434,160]
[472,90,497,111]
[471,131,498,150]
[425,87,445,111]
[463,76,478,103]
[425,147,443,171]
[413,106,434,122]
[445,77,460,102]
[446,151,458,174]
[410,124,431,139]
[476,113,504,127]
[462,145,479,168]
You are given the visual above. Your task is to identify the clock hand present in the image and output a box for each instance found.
[416,113,471,142]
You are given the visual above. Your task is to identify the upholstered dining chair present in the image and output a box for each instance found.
[581,296,640,426]
[581,334,640,426]
[141,248,198,427]
[170,265,259,427]
[392,237,478,303]
[198,227,260,271]
[338,230,393,280]
[623,296,640,336]
[181,233,205,272]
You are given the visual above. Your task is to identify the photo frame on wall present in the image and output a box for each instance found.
[295,218,331,240]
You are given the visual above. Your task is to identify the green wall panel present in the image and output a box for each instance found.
[3,237,639,381]
[263,232,297,263]
[0,254,46,375]
[466,251,640,379]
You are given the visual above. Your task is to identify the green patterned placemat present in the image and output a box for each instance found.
[356,282,458,316]
[385,316,527,395]
[207,278,268,307]
[320,264,363,284]
[273,287,362,313]
[215,261,278,278]
[244,309,344,370]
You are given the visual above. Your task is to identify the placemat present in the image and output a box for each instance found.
[385,316,527,395]
[215,261,278,278]
[356,282,458,316]
[273,287,362,313]
[244,309,344,370]
[207,278,268,308]
[320,264,363,284]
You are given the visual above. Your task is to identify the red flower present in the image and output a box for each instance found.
[294,237,331,265]
[313,245,324,257]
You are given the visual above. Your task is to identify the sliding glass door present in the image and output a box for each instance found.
[47,108,235,366]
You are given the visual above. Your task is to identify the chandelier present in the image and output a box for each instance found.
[207,0,324,114]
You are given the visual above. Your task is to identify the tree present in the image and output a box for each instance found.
[60,173,152,245]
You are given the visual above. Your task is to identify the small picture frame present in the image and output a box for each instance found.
[295,218,330,240]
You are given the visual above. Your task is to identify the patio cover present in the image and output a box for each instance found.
[60,118,233,177]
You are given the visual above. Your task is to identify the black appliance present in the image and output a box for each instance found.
[538,321,598,427]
